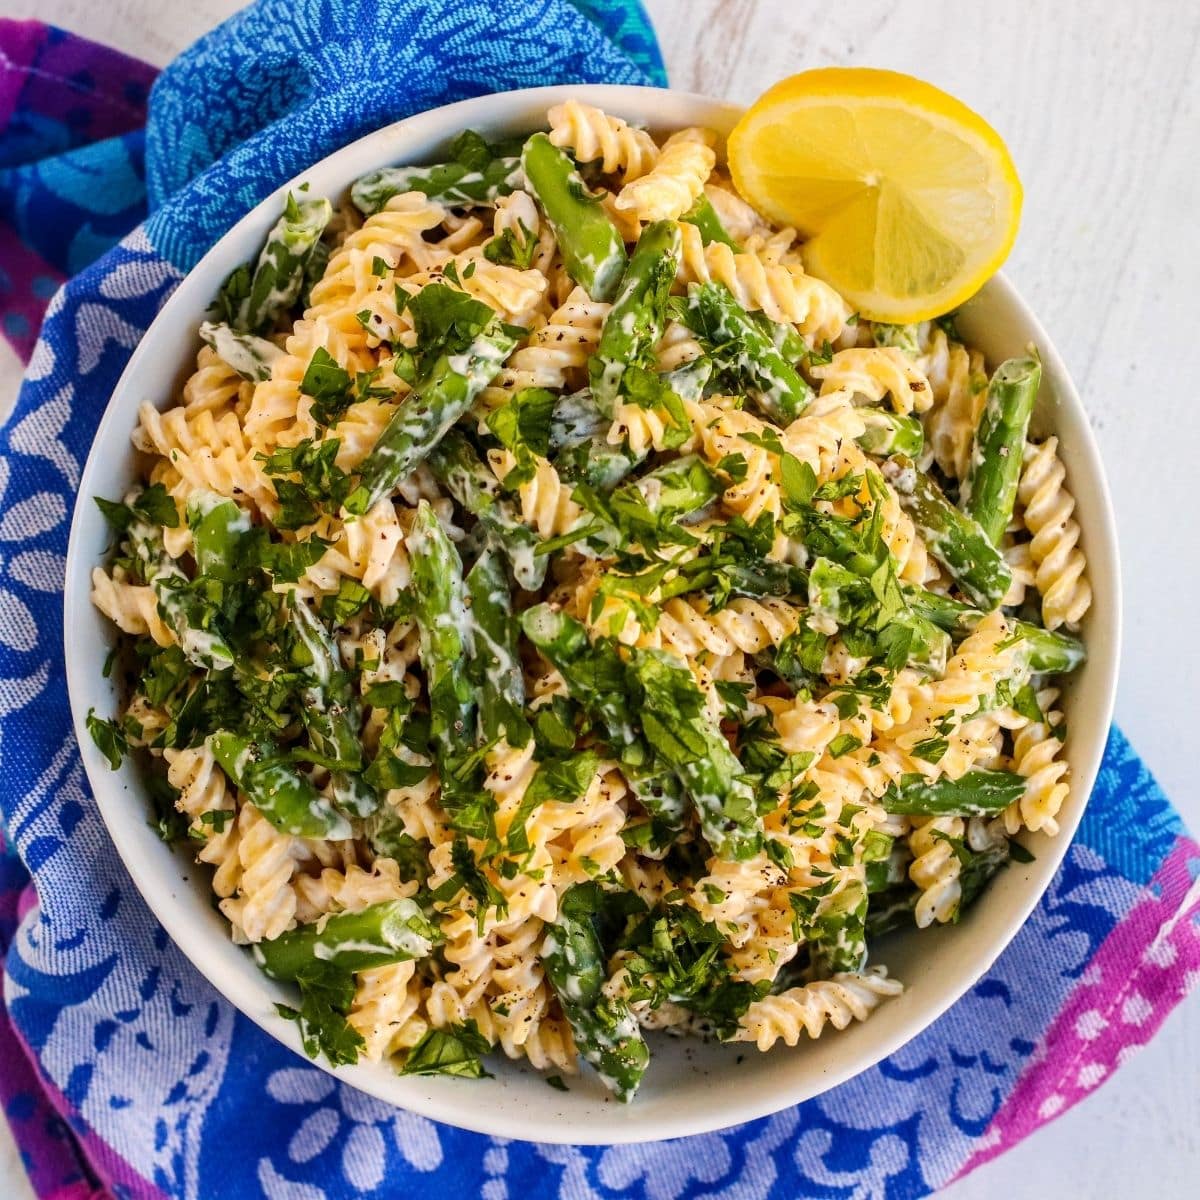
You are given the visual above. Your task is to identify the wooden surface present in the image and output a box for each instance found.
[1,0,1197,1195]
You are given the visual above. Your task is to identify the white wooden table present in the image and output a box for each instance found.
[2,0,1197,1195]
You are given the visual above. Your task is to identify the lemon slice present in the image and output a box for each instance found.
[727,68,1022,322]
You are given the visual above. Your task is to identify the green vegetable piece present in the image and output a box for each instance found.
[675,556,809,602]
[680,282,813,423]
[129,520,236,670]
[555,431,641,491]
[807,556,950,673]
[405,502,475,756]
[520,605,687,830]
[807,880,868,978]
[881,769,1027,817]
[465,544,528,745]
[254,899,437,980]
[187,494,252,581]
[288,599,373,811]
[87,709,127,769]
[882,455,1012,610]
[351,146,522,213]
[326,772,378,820]
[960,356,1041,545]
[542,886,650,1102]
[627,648,760,860]
[1008,622,1087,674]
[198,320,281,381]
[549,389,606,451]
[661,354,713,401]
[607,454,720,540]
[210,731,352,839]
[870,323,923,356]
[521,133,627,302]
[428,431,546,590]
[905,588,1086,673]
[680,192,738,249]
[590,220,682,414]
[274,964,364,1065]
[401,1020,493,1078]
[865,887,917,938]
[239,194,332,334]
[857,409,925,457]
[345,323,516,515]
[616,901,766,1035]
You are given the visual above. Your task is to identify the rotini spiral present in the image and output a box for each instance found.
[1018,438,1092,630]
[812,348,934,415]
[478,286,609,411]
[1003,688,1069,836]
[547,99,659,179]
[90,567,175,648]
[165,743,239,893]
[733,969,903,1049]
[677,221,851,345]
[916,325,987,478]
[218,803,304,943]
[614,128,717,222]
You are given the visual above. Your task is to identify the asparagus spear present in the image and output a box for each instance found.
[405,502,475,755]
[350,133,523,215]
[549,390,607,451]
[465,544,527,744]
[881,769,1027,817]
[857,409,924,458]
[626,648,760,860]
[541,887,650,1102]
[199,320,281,382]
[427,431,546,589]
[344,323,516,515]
[881,455,1013,611]
[521,133,627,302]
[520,605,688,830]
[680,282,813,423]
[663,555,809,602]
[905,587,1086,673]
[680,192,738,249]
[549,384,681,492]
[210,731,352,839]
[253,899,438,979]
[960,356,1041,545]
[288,598,379,817]
[350,156,523,214]
[238,194,332,334]
[661,355,713,401]
[129,519,236,670]
[590,220,682,414]
[750,311,808,364]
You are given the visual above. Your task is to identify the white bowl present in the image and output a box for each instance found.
[64,84,1121,1144]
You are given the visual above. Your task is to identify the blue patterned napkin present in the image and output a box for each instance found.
[1,3,1197,1198]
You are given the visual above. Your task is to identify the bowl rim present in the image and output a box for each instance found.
[64,82,1122,1144]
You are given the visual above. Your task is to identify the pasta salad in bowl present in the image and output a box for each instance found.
[66,84,1118,1141]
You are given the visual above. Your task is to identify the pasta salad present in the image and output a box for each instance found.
[88,100,1091,1101]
